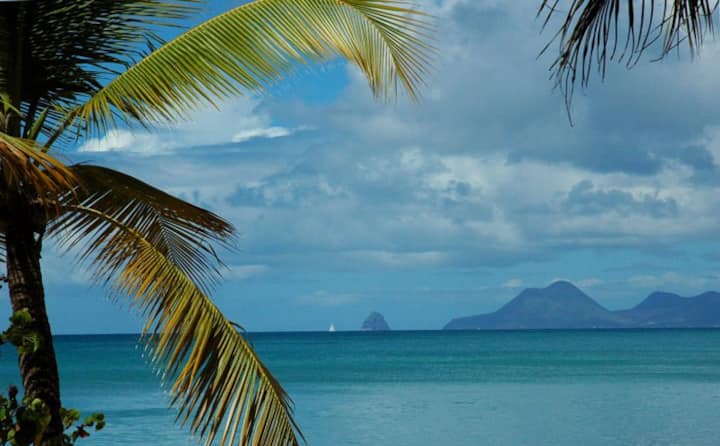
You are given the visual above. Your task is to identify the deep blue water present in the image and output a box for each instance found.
[2,330,720,445]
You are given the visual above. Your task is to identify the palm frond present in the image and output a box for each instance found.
[52,165,234,291]
[49,205,301,446]
[539,0,718,104]
[0,132,76,207]
[3,0,199,145]
[69,0,433,135]
[0,232,5,264]
[0,11,8,95]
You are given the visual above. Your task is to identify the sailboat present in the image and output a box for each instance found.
[328,323,336,332]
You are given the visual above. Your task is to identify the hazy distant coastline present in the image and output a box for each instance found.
[445,281,720,330]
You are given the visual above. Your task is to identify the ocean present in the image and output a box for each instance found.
[1,330,720,446]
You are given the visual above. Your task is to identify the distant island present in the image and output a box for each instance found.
[362,312,391,331]
[444,281,720,330]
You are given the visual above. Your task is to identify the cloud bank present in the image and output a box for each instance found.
[49,0,720,331]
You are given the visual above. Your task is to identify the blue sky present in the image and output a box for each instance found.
[6,0,720,334]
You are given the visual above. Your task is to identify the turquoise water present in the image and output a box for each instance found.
[2,330,720,445]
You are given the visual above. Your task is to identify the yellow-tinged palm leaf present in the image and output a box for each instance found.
[0,132,77,206]
[49,205,301,446]
[52,164,234,291]
[70,0,433,133]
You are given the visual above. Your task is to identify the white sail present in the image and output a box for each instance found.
[328,323,336,332]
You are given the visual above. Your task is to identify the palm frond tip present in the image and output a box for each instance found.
[538,0,718,102]
[49,204,299,446]
[49,164,235,293]
[72,0,433,134]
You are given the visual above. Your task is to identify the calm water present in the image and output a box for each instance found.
[1,330,720,445]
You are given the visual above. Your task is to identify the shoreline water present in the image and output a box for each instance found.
[2,330,720,445]
[49,326,720,338]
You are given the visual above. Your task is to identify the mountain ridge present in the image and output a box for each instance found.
[444,281,720,330]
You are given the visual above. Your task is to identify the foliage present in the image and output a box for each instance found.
[0,310,40,356]
[538,0,717,105]
[0,311,105,446]
[0,387,105,446]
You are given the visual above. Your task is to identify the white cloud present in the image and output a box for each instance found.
[79,130,172,154]
[78,98,305,154]
[502,278,523,288]
[232,126,298,143]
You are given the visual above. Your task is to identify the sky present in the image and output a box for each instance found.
[4,0,720,334]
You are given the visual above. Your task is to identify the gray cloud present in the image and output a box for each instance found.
[71,0,720,271]
[271,1,720,178]
[562,180,679,218]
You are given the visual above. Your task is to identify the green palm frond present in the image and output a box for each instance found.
[54,165,234,291]
[539,0,717,103]
[69,0,433,135]
[49,204,301,446]
[0,132,76,206]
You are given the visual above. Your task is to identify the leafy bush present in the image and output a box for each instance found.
[0,311,105,445]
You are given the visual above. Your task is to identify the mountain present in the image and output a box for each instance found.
[445,281,626,330]
[444,282,720,330]
[618,291,720,328]
[362,312,391,331]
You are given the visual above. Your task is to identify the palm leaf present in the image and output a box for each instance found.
[539,0,717,104]
[49,190,301,446]
[0,132,76,207]
[0,10,7,94]
[68,0,433,135]
[55,164,234,291]
[3,0,199,145]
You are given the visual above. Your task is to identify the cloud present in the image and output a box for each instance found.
[78,98,303,154]
[47,0,720,332]
[70,0,720,272]
[562,180,679,218]
[79,130,172,154]
[296,290,357,307]
[226,264,269,280]
[626,272,720,291]
[231,126,303,143]
[41,248,95,286]
[576,278,604,288]
[345,250,449,268]
[502,278,523,288]
[220,140,719,268]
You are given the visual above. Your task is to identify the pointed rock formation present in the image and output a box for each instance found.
[361,312,391,331]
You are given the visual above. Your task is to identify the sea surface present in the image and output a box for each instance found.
[1,330,720,446]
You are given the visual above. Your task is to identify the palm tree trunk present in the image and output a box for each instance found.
[3,5,62,439]
[5,218,64,440]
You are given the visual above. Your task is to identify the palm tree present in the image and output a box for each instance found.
[538,0,716,104]
[0,1,431,445]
